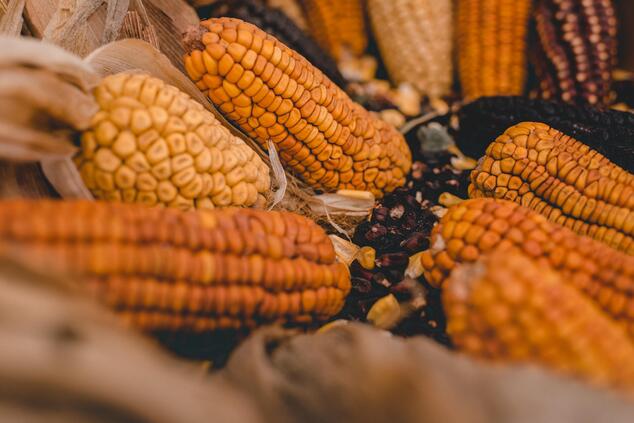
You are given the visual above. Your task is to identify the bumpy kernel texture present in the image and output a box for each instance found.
[368,0,453,99]
[444,249,634,395]
[75,73,271,210]
[183,18,411,197]
[197,0,346,88]
[420,198,634,336]
[0,200,350,333]
[469,122,634,253]
[533,0,617,106]
[300,0,367,60]
[456,0,531,98]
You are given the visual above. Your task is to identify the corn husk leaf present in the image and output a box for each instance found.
[0,0,25,35]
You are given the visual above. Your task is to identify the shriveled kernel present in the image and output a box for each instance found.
[77,73,271,209]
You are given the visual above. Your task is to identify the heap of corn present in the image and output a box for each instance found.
[444,249,634,394]
[533,0,618,106]
[75,72,271,210]
[420,198,634,338]
[196,0,346,88]
[367,0,453,99]
[455,0,532,98]
[469,122,633,253]
[182,18,412,197]
[0,200,351,333]
[299,0,367,60]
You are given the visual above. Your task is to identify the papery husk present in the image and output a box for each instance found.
[0,256,260,423]
[0,0,25,35]
[328,235,360,266]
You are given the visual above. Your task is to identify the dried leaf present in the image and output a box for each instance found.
[308,190,375,216]
[0,36,99,91]
[328,235,360,266]
[0,0,25,36]
[267,140,287,209]
[40,158,94,199]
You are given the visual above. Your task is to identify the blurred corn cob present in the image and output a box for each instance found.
[0,200,350,333]
[456,0,531,98]
[469,122,633,253]
[533,0,617,106]
[444,249,634,394]
[197,0,346,87]
[182,18,412,197]
[456,96,634,170]
[300,0,367,60]
[420,198,634,336]
[74,72,270,210]
[367,0,453,99]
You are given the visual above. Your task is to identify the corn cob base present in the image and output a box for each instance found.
[420,198,634,337]
[469,122,633,253]
[0,200,350,333]
[444,249,634,394]
[183,18,411,197]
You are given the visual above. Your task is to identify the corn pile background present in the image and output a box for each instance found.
[0,0,633,419]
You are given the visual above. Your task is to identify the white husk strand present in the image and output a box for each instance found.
[329,235,360,266]
[40,158,94,199]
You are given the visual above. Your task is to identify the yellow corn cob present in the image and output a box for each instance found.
[75,72,271,210]
[182,18,412,197]
[0,200,350,333]
[444,249,634,395]
[469,122,634,254]
[420,198,634,336]
[456,0,531,99]
[300,0,367,60]
[367,0,453,98]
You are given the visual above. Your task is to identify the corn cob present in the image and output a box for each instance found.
[196,0,346,88]
[533,0,618,106]
[456,96,634,170]
[299,0,367,60]
[0,199,350,333]
[469,122,634,253]
[182,18,412,197]
[444,249,634,394]
[367,0,453,99]
[456,0,531,99]
[420,198,634,336]
[74,72,270,210]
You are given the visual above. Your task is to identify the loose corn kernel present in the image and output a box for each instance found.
[469,122,633,253]
[444,249,634,395]
[456,0,531,98]
[75,72,271,210]
[183,18,411,197]
[533,0,617,106]
[367,0,453,98]
[420,198,634,337]
[299,0,367,59]
[0,200,350,333]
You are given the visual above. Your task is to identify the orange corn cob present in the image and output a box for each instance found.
[456,0,531,99]
[469,122,634,254]
[182,18,411,197]
[444,249,634,394]
[420,198,634,336]
[0,200,350,333]
[300,0,367,59]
